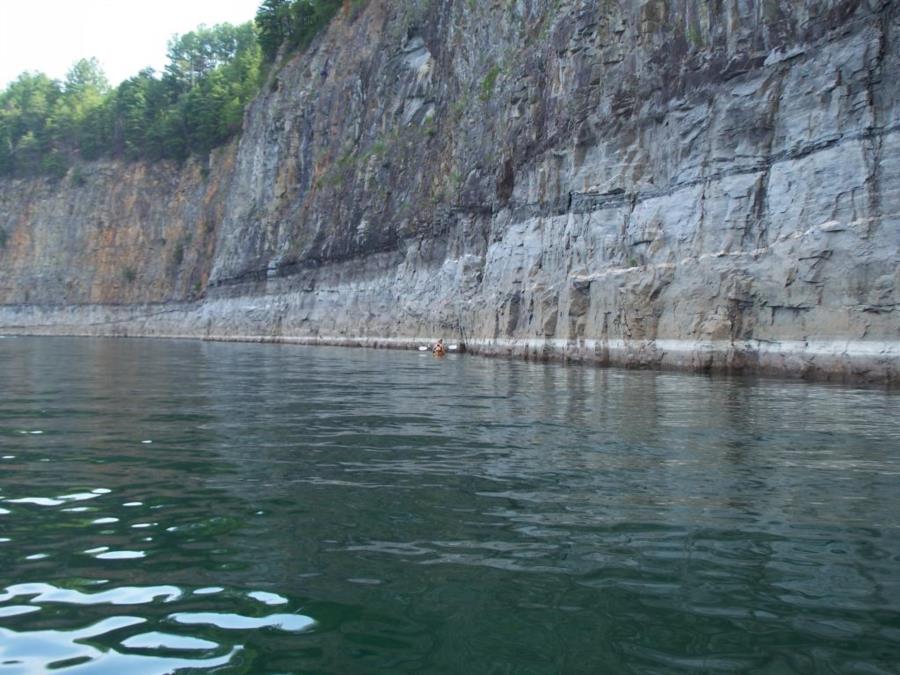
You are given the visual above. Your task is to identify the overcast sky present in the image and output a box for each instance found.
[0,0,262,90]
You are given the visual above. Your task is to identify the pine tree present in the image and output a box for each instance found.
[256,0,294,62]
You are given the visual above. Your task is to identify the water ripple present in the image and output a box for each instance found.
[170,611,315,632]
[0,583,182,605]
[0,338,898,673]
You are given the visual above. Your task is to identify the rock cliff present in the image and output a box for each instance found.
[1,0,898,382]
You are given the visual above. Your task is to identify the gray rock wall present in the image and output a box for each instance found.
[1,0,898,382]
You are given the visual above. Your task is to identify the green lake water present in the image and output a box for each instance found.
[0,337,898,673]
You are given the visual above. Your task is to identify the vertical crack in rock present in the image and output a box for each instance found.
[862,4,889,239]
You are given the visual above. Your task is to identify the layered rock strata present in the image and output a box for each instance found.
[1,0,898,382]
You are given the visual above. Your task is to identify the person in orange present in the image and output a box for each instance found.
[432,338,446,357]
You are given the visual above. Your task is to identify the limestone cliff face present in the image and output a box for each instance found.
[1,0,898,382]
[0,148,235,306]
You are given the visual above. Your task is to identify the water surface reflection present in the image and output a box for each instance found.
[1,337,898,673]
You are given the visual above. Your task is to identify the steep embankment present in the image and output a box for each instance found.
[1,0,898,382]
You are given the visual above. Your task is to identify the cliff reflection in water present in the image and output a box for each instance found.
[0,337,898,673]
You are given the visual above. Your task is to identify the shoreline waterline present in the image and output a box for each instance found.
[1,318,897,386]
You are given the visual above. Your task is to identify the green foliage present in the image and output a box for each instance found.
[0,0,359,179]
[291,0,345,51]
[40,148,69,179]
[687,24,703,47]
[256,0,294,62]
[166,23,258,89]
[480,64,501,102]
[70,165,87,186]
[0,22,261,178]
[255,0,352,62]
[0,72,62,176]
[122,267,137,283]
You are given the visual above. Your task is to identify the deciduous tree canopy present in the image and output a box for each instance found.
[0,1,354,178]
[0,23,259,177]
[255,0,347,62]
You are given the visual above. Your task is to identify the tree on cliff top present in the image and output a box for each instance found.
[0,72,62,175]
[256,0,294,62]
[255,0,347,62]
[166,23,258,90]
[0,0,356,179]
[0,22,261,178]
[52,59,111,159]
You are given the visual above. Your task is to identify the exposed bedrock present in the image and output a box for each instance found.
[1,0,898,382]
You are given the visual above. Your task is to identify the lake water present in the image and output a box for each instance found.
[0,337,898,673]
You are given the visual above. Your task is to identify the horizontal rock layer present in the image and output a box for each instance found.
[1,0,898,383]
